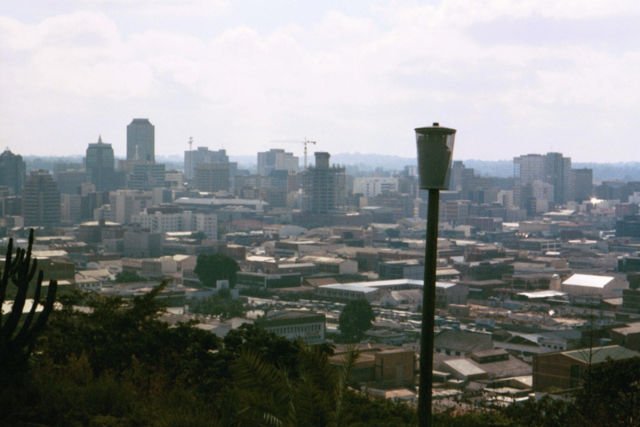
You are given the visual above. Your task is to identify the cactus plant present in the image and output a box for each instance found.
[0,229,57,365]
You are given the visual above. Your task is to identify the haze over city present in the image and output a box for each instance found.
[2,0,639,161]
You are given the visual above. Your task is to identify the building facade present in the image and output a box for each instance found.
[23,170,61,227]
[126,118,155,162]
[303,152,346,214]
[194,163,230,192]
[256,310,326,345]
[353,177,399,198]
[0,149,26,195]
[86,136,117,191]
[184,147,229,179]
[257,148,299,176]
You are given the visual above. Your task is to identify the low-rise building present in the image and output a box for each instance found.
[561,273,627,302]
[533,345,640,391]
[256,310,326,345]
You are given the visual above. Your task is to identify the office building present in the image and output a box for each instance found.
[184,147,229,179]
[570,168,593,202]
[126,118,155,162]
[109,189,153,224]
[353,177,399,198]
[514,152,571,209]
[257,149,299,176]
[0,149,26,195]
[129,162,166,190]
[54,170,87,195]
[544,152,571,205]
[86,135,117,191]
[132,206,217,239]
[23,170,61,227]
[302,152,346,214]
[194,163,230,192]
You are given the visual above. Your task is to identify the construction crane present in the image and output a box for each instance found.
[302,139,317,170]
[269,139,318,169]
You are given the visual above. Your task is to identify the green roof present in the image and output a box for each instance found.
[563,345,640,364]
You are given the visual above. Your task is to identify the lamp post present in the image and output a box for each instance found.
[415,123,456,427]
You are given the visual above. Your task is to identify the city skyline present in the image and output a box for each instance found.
[1,1,640,161]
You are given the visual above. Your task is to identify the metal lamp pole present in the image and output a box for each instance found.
[415,123,456,427]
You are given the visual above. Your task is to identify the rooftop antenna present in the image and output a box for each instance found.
[188,136,193,151]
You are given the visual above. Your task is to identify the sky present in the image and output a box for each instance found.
[1,0,640,162]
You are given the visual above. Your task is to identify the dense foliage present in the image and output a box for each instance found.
[194,253,240,288]
[338,299,375,341]
[189,287,247,319]
[115,270,145,283]
[3,283,640,425]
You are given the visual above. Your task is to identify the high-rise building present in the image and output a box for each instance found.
[544,152,571,205]
[257,149,299,176]
[0,149,26,195]
[54,170,87,195]
[86,135,117,191]
[127,118,155,162]
[23,170,61,227]
[109,189,153,224]
[570,168,593,202]
[194,163,230,192]
[129,163,166,190]
[514,152,571,208]
[303,152,346,214]
[184,147,229,179]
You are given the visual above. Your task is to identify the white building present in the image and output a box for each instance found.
[317,278,467,307]
[257,149,299,176]
[561,273,627,301]
[132,210,217,239]
[109,189,153,224]
[353,177,399,198]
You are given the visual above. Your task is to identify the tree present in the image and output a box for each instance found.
[228,343,359,426]
[115,270,144,283]
[194,254,240,288]
[338,299,375,341]
[189,289,247,320]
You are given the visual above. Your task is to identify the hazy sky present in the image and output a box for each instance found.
[1,0,639,162]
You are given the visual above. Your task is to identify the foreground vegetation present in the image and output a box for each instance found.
[1,284,640,425]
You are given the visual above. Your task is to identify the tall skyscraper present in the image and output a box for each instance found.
[257,149,299,176]
[86,135,116,191]
[0,149,26,195]
[303,152,346,214]
[127,118,155,162]
[23,170,61,227]
[544,152,571,205]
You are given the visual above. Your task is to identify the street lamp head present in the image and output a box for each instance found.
[415,123,456,190]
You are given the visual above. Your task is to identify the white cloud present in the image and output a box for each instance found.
[0,1,639,161]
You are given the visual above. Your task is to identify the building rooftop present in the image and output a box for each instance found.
[612,322,640,336]
[319,284,379,293]
[562,345,639,364]
[517,290,567,299]
[562,274,615,288]
[443,359,486,378]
